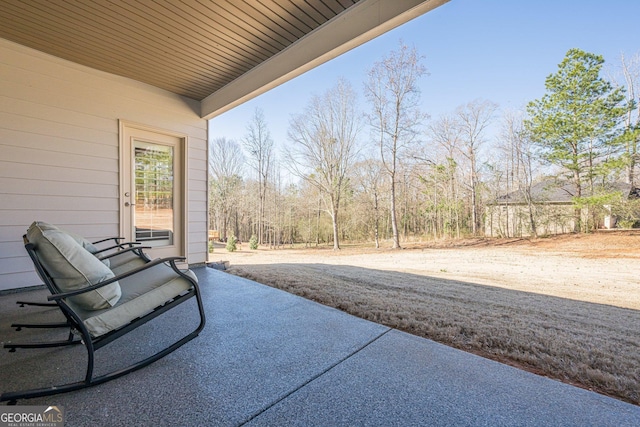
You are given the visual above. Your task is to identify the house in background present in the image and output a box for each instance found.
[0,0,448,292]
[485,180,637,237]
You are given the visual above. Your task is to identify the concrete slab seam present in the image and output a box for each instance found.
[238,327,393,426]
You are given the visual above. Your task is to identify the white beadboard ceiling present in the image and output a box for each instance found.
[0,0,448,118]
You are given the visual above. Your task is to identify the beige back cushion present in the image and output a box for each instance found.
[30,221,110,267]
[27,221,121,310]
[63,228,111,268]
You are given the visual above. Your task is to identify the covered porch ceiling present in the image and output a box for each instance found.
[0,0,448,119]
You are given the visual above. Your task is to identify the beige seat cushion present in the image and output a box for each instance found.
[108,250,149,276]
[27,221,121,310]
[69,263,197,337]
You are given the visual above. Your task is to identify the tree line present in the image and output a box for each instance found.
[209,45,640,249]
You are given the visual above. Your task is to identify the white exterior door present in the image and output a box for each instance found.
[120,122,186,259]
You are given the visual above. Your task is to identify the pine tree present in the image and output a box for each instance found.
[525,48,629,230]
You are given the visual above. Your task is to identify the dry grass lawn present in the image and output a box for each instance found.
[218,231,640,405]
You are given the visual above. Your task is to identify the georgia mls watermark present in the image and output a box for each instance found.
[0,406,64,427]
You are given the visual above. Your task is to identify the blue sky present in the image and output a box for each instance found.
[209,0,640,151]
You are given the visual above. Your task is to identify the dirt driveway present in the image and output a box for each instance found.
[220,232,640,310]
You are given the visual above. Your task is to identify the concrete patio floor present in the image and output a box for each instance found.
[1,266,639,426]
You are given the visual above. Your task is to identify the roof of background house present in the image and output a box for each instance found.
[493,180,636,205]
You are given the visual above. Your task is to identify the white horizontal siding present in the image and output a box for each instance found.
[0,158,117,182]
[0,129,117,158]
[0,38,208,291]
[185,129,209,264]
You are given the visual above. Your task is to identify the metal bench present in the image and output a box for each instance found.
[0,223,206,404]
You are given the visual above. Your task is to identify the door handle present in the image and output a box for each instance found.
[124,202,136,207]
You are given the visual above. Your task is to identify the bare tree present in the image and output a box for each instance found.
[619,52,640,187]
[287,78,361,250]
[498,109,539,237]
[455,99,498,235]
[243,108,274,245]
[209,137,245,240]
[365,42,428,249]
[426,114,464,238]
[353,158,386,248]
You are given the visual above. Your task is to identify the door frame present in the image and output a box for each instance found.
[119,120,188,259]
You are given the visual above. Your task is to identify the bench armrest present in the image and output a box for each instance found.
[96,245,152,261]
[91,242,142,255]
[91,237,124,245]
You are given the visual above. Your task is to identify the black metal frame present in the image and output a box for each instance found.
[1,237,206,404]
[11,237,151,333]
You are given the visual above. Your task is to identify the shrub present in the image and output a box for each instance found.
[617,219,640,229]
[249,235,258,250]
[226,235,238,252]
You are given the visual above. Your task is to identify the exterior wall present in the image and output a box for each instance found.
[0,39,208,291]
[484,204,577,237]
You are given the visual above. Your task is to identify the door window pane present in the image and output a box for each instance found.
[134,142,174,247]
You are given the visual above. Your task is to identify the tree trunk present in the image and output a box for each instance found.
[373,189,380,249]
[528,203,537,237]
[331,211,340,250]
[316,198,321,246]
[470,150,479,236]
[221,209,228,241]
[573,170,582,232]
[390,172,401,249]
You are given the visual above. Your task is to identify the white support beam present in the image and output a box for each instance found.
[200,0,449,119]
